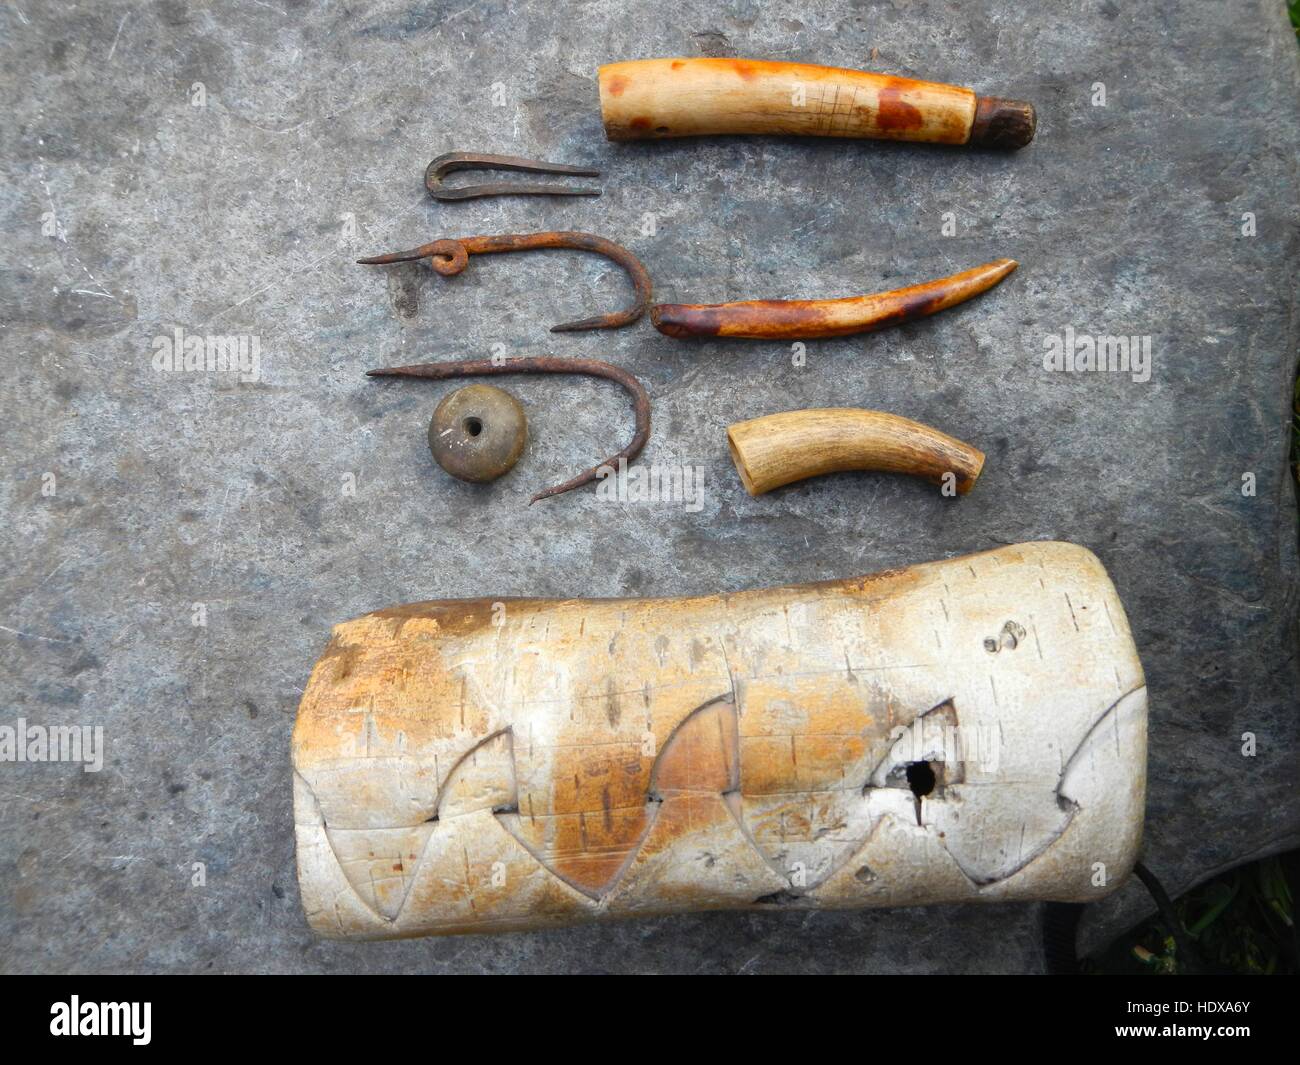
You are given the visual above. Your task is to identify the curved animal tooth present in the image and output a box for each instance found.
[652,258,1017,340]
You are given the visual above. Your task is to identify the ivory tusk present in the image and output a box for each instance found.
[652,258,1017,340]
[727,408,985,496]
[599,58,1037,149]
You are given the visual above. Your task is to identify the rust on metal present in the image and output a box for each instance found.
[366,356,651,504]
[424,151,602,201]
[358,231,652,332]
[650,259,1018,340]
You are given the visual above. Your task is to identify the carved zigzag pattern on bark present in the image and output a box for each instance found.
[314,685,1141,923]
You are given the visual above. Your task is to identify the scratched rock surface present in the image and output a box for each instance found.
[0,0,1296,973]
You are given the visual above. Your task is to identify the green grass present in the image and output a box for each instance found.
[1090,853,1299,974]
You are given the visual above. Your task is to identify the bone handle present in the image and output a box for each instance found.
[599,58,1036,148]
[293,542,1146,939]
[727,409,985,496]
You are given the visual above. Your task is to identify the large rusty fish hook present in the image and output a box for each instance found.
[358,232,652,332]
[366,356,651,504]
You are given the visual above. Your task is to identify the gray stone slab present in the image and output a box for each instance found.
[1,0,1297,973]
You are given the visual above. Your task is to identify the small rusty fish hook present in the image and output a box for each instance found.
[425,151,602,201]
[366,356,651,504]
[357,231,653,332]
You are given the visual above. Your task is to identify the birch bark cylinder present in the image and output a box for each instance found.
[293,541,1146,939]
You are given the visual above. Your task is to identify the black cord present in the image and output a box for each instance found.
[1132,861,1204,974]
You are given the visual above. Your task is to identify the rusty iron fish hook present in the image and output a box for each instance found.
[366,356,651,504]
[424,151,602,201]
[357,232,652,332]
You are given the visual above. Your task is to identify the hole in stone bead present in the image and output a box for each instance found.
[464,417,483,437]
[905,761,936,798]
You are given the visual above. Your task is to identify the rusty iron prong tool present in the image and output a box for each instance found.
[366,356,651,504]
[425,152,602,201]
[356,232,652,332]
